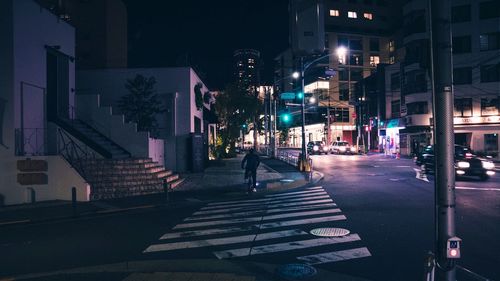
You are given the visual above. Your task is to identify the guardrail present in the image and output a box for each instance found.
[277,149,299,167]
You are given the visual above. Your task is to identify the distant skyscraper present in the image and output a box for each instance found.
[233,49,261,90]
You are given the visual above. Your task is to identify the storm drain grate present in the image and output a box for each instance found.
[276,263,317,280]
[310,227,350,237]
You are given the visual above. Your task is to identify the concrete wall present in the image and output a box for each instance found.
[75,94,150,158]
[77,67,211,172]
[0,0,79,206]
[148,138,164,164]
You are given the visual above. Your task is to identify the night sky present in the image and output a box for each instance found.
[124,0,290,90]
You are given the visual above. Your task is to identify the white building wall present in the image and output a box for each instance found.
[0,0,85,206]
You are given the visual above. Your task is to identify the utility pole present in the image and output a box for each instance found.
[430,0,458,279]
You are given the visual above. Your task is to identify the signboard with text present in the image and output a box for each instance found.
[454,116,500,125]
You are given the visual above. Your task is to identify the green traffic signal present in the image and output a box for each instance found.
[282,113,291,123]
[296,92,304,99]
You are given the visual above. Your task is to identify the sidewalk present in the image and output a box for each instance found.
[0,153,317,227]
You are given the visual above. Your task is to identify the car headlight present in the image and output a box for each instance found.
[457,161,470,168]
[482,161,495,169]
[313,145,319,151]
[323,146,329,151]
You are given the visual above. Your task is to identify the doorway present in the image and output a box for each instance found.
[46,51,69,121]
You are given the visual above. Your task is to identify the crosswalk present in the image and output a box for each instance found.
[143,186,371,266]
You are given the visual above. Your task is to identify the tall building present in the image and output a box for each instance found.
[282,0,403,145]
[381,0,500,156]
[36,0,128,69]
[234,49,261,90]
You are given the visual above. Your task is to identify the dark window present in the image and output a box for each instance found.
[370,38,380,51]
[404,70,427,94]
[350,38,363,50]
[479,1,500,19]
[479,33,500,51]
[391,73,400,91]
[339,83,350,101]
[406,101,428,115]
[484,134,498,153]
[453,67,472,85]
[481,64,500,82]
[451,5,471,23]
[350,69,363,81]
[452,36,471,53]
[391,100,401,118]
[403,10,426,36]
[454,98,473,117]
[332,108,350,122]
[481,97,499,116]
[339,69,349,81]
[194,116,201,133]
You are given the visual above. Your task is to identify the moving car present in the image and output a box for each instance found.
[415,145,495,180]
[307,141,329,155]
[330,141,353,154]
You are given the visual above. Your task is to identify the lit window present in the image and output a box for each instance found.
[389,40,395,52]
[348,11,357,18]
[389,56,395,64]
[370,55,380,66]
[248,58,254,63]
[330,9,340,17]
[364,13,373,20]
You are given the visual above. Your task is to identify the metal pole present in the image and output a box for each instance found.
[273,98,278,158]
[430,0,457,279]
[264,88,268,153]
[300,57,308,170]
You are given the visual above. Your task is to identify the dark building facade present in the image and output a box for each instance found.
[234,49,261,90]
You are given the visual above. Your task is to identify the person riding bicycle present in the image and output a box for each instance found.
[241,148,260,193]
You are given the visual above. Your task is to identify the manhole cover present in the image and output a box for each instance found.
[310,227,350,237]
[276,263,317,280]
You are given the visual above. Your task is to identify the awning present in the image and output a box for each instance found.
[386,118,405,129]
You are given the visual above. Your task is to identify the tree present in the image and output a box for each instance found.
[118,74,164,136]
[213,82,261,157]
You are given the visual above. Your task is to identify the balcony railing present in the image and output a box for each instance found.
[15,128,47,156]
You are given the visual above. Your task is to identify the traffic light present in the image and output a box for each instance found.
[296,92,304,99]
[281,113,291,123]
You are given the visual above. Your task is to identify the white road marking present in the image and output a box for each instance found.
[265,189,325,198]
[200,195,330,211]
[193,199,334,216]
[456,186,500,191]
[259,215,346,229]
[206,191,326,206]
[186,203,338,221]
[297,247,371,265]
[144,229,308,253]
[396,165,411,168]
[160,226,255,240]
[213,234,361,259]
[174,208,342,230]
[305,186,323,190]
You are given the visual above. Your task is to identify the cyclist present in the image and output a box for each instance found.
[241,148,260,193]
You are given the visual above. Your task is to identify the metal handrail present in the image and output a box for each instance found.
[66,105,112,140]
[14,128,47,156]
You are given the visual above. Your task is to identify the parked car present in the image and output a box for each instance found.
[415,145,495,180]
[307,141,329,155]
[330,141,354,154]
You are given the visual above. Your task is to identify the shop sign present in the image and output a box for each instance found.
[454,116,500,125]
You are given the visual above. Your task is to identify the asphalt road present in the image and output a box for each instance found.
[0,153,498,281]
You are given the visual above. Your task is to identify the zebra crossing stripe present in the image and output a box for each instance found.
[306,186,323,190]
[297,247,371,265]
[174,208,342,230]
[144,229,309,253]
[160,226,256,240]
[200,195,330,210]
[213,234,361,259]
[207,190,326,206]
[264,189,326,198]
[186,203,338,221]
[193,199,334,216]
[259,215,346,229]
[162,210,343,240]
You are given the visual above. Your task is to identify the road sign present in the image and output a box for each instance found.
[280,92,296,100]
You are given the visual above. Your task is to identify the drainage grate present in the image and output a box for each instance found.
[276,263,317,280]
[310,227,350,237]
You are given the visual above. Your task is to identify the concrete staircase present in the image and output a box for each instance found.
[70,119,131,159]
[79,158,184,200]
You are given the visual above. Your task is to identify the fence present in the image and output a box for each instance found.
[15,128,47,156]
[276,149,299,167]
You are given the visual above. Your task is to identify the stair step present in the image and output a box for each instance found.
[168,178,185,190]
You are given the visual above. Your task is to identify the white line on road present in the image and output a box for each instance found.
[186,203,338,221]
[456,186,500,191]
[259,215,346,230]
[193,199,335,216]
[144,229,308,253]
[213,234,361,259]
[265,188,325,198]
[174,208,342,230]
[297,247,371,265]
[206,190,326,206]
[200,195,330,210]
[396,165,411,168]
